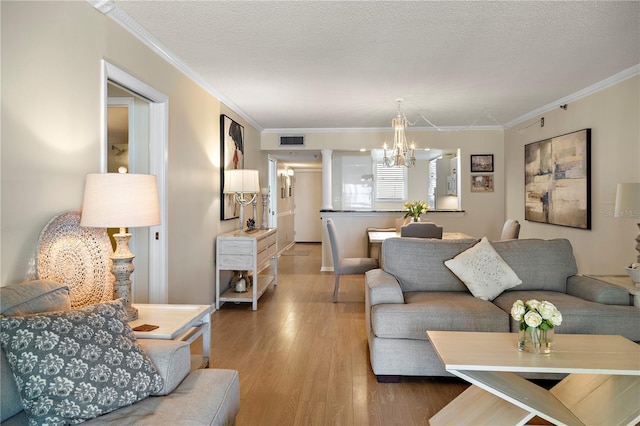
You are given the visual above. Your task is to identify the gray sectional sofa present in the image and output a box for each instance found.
[365,237,640,380]
[1,281,240,425]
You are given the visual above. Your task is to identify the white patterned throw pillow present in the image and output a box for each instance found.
[0,299,163,425]
[445,237,522,300]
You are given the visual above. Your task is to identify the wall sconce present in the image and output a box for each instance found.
[287,168,294,197]
[280,172,287,198]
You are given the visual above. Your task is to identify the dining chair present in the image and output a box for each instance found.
[400,222,443,239]
[500,219,521,240]
[327,219,379,303]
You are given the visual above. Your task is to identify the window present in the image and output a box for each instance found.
[375,162,407,201]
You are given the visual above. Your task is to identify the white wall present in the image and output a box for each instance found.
[505,75,640,274]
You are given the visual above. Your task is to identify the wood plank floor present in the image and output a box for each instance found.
[209,242,468,426]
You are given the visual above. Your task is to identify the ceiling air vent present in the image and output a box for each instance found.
[279,135,304,146]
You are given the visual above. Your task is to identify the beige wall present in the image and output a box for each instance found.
[505,75,640,274]
[0,2,268,304]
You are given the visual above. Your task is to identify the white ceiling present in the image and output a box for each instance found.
[110,0,639,134]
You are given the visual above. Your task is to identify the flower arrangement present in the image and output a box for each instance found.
[511,299,562,353]
[403,200,429,222]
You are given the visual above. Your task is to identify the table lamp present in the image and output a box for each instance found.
[80,173,161,320]
[615,182,640,284]
[223,169,260,232]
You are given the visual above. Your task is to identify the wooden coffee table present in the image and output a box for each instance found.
[428,331,640,426]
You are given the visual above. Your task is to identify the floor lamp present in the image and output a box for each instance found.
[80,173,161,320]
[224,169,260,232]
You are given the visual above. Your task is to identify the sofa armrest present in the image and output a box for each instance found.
[365,269,404,306]
[566,275,631,306]
[138,339,191,396]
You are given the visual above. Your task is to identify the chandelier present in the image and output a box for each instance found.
[382,99,416,168]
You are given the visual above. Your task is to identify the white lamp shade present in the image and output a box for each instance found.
[223,169,260,194]
[80,173,161,228]
[614,183,640,218]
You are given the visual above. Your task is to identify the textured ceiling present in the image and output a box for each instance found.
[113,1,639,131]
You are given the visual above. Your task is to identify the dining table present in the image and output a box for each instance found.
[367,230,475,267]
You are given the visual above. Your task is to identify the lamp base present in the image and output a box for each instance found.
[112,231,138,322]
[635,223,640,264]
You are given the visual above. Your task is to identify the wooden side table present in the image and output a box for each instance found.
[586,274,640,308]
[129,303,212,369]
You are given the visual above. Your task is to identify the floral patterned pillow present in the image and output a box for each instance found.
[0,299,163,425]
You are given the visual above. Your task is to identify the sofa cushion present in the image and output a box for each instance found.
[0,280,71,422]
[493,290,640,341]
[0,280,70,317]
[82,369,240,425]
[371,292,510,340]
[382,238,479,292]
[491,239,578,293]
[0,299,164,425]
[444,237,522,300]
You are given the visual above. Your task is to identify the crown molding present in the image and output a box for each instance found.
[505,64,640,128]
[88,0,264,132]
[262,125,503,134]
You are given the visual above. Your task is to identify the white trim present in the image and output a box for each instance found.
[102,60,169,304]
[262,125,503,134]
[505,64,640,128]
[90,1,262,132]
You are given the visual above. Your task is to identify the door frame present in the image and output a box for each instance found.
[268,156,278,229]
[101,60,169,303]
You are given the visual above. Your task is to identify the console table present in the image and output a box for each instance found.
[215,228,277,310]
[129,303,212,370]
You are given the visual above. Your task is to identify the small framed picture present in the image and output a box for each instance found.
[470,154,494,172]
[471,174,494,192]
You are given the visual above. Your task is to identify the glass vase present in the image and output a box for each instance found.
[413,216,420,222]
[518,326,554,354]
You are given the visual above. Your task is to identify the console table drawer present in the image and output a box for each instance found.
[218,239,253,255]
[257,232,277,252]
[218,254,253,270]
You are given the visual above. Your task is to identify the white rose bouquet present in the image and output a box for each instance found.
[511,299,562,353]
[511,299,562,331]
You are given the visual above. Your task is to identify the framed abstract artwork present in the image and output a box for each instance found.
[470,154,494,172]
[220,115,245,220]
[524,128,591,229]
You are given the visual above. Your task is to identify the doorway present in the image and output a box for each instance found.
[294,170,322,242]
[107,87,152,303]
[102,60,168,303]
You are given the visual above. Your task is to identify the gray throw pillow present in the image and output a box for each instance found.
[0,299,163,425]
